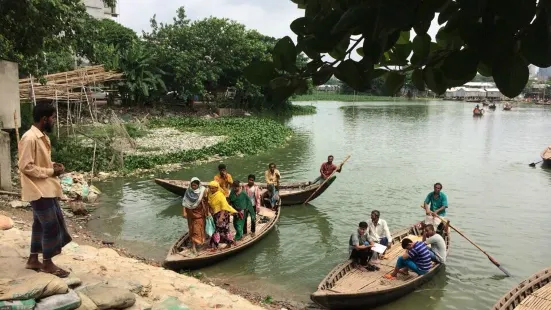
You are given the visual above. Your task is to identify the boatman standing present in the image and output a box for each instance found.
[423,182,448,230]
[313,155,343,184]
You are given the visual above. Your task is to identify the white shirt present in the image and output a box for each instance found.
[368,219,392,242]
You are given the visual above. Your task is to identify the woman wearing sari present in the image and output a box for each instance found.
[182,177,209,254]
[207,180,237,250]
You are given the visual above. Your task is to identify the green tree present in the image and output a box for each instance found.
[0,0,115,76]
[245,0,551,102]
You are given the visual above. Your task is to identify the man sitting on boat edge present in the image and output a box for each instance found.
[384,238,432,280]
[264,163,281,189]
[423,224,447,264]
[349,221,378,271]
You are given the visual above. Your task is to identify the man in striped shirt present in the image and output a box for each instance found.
[384,238,432,280]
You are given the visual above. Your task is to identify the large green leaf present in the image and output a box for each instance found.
[244,60,276,85]
[329,38,349,61]
[412,33,431,60]
[520,9,551,68]
[397,31,411,44]
[492,53,529,98]
[423,66,447,95]
[269,76,291,89]
[332,5,368,34]
[334,59,365,91]
[412,68,425,91]
[290,17,308,36]
[384,72,405,95]
[272,36,297,73]
[441,49,478,83]
[312,66,334,86]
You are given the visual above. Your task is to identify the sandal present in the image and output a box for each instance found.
[41,268,70,278]
[383,274,397,280]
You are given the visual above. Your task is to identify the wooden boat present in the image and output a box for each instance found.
[491,266,551,310]
[310,221,450,310]
[154,176,337,206]
[473,109,484,116]
[164,204,281,270]
[489,104,497,109]
[503,103,513,111]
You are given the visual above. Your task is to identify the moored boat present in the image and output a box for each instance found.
[489,103,496,109]
[503,103,513,111]
[491,266,551,310]
[473,109,484,116]
[154,176,337,206]
[164,204,280,270]
[310,221,450,310]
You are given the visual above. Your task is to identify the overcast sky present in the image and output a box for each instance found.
[116,0,441,40]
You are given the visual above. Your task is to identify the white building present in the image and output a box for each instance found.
[82,0,118,19]
[464,82,495,88]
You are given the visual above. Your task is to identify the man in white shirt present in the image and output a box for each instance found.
[368,210,392,259]
[423,224,447,264]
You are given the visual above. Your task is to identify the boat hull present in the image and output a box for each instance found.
[155,176,337,206]
[164,206,280,270]
[311,265,445,310]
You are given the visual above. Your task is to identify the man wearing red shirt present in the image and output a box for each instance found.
[313,155,343,184]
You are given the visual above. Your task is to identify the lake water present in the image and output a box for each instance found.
[88,100,551,309]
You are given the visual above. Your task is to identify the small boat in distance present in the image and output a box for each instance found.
[491,266,551,310]
[473,108,484,116]
[503,103,512,111]
[541,145,551,167]
[310,221,450,310]
[489,103,497,109]
[154,176,337,206]
[164,204,280,270]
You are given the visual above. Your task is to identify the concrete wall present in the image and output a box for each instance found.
[0,61,20,129]
[0,131,12,191]
[82,0,117,19]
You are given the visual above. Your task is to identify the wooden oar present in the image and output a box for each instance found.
[529,160,543,167]
[303,155,350,205]
[421,205,511,277]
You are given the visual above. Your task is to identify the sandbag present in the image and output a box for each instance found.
[152,297,190,310]
[0,274,69,301]
[0,299,36,310]
[75,292,97,310]
[0,215,14,230]
[78,284,135,309]
[35,289,81,310]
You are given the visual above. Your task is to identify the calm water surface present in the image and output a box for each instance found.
[89,101,551,309]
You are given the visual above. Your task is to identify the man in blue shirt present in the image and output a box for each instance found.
[423,182,448,228]
[384,238,432,280]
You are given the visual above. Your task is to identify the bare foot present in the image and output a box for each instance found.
[41,260,70,278]
[25,255,42,271]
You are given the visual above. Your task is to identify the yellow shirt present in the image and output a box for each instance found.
[18,126,62,202]
[264,169,281,186]
[214,173,233,197]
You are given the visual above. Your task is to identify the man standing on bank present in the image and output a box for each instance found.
[19,104,72,278]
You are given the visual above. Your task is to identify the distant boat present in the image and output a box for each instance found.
[503,103,512,111]
[473,109,484,116]
[541,145,551,167]
[489,103,496,109]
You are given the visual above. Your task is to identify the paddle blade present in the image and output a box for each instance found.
[498,265,512,277]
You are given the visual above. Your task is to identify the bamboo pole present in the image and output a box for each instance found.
[90,142,97,185]
[55,90,60,138]
[30,74,37,106]
[13,110,19,144]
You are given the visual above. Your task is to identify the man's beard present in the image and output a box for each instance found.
[43,121,53,133]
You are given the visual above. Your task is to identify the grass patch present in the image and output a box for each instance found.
[289,104,317,115]
[52,117,292,173]
[262,296,273,304]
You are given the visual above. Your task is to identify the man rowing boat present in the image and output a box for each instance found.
[423,182,448,229]
[313,155,343,184]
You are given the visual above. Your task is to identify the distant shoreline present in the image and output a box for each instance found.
[292,93,434,102]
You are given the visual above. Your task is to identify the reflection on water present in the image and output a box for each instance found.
[90,101,551,309]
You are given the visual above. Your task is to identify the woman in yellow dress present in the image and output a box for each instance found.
[207,181,237,250]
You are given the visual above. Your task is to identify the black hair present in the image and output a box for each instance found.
[33,103,56,122]
[328,155,334,159]
[191,179,200,186]
[218,164,226,171]
[232,180,240,187]
[371,210,380,217]
[425,224,435,232]
[359,221,368,229]
[269,163,276,168]
[248,174,255,180]
[401,238,413,249]
[434,182,442,188]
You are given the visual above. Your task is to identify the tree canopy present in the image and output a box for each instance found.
[245,0,551,101]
